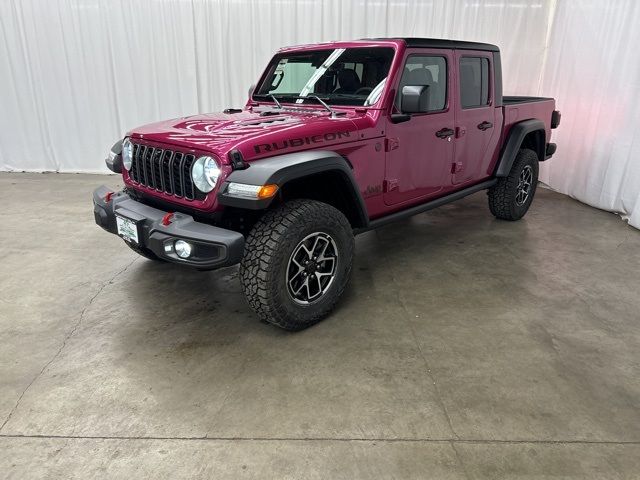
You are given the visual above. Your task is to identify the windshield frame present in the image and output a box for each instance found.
[251,45,399,109]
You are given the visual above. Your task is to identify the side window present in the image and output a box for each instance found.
[459,57,489,108]
[397,55,447,112]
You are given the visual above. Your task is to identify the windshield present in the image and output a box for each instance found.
[254,47,395,107]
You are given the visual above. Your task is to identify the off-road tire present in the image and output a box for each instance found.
[240,199,354,331]
[125,241,165,262]
[488,148,539,221]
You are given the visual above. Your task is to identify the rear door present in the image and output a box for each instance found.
[383,49,455,206]
[452,50,499,185]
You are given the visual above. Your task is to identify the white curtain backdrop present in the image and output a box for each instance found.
[538,0,640,229]
[1,0,639,228]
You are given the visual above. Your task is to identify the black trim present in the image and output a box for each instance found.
[105,139,123,173]
[545,143,557,159]
[106,155,122,174]
[493,52,503,107]
[551,110,561,129]
[371,37,500,52]
[359,180,497,233]
[217,150,369,227]
[495,119,546,176]
[228,149,249,170]
[390,113,411,124]
[503,96,554,105]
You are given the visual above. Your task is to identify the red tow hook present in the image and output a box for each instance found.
[161,212,175,226]
[104,191,115,203]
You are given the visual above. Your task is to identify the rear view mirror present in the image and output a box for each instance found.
[401,85,430,113]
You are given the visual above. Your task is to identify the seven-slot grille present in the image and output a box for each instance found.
[128,143,205,201]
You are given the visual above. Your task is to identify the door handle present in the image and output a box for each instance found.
[477,121,493,131]
[436,128,455,139]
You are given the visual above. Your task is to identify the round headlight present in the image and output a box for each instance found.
[122,138,133,171]
[191,156,221,193]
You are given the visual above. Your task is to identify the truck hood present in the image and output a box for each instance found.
[129,108,363,163]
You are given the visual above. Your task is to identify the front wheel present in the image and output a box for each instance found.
[239,199,354,331]
[488,148,539,221]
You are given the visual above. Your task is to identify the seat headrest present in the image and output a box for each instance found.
[405,68,435,86]
[337,69,361,91]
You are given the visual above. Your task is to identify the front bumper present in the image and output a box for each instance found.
[93,185,244,269]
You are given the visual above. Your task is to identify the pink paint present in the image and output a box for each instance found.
[122,39,556,219]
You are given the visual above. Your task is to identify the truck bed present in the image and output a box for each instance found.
[501,97,555,135]
[497,96,556,169]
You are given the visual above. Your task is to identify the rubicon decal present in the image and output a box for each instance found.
[254,131,351,154]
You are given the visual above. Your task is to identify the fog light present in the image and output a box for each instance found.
[174,240,192,259]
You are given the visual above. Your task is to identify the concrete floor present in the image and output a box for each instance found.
[1,172,639,479]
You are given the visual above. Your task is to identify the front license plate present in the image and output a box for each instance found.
[116,215,139,244]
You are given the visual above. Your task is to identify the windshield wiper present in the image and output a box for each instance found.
[253,93,283,109]
[304,94,337,116]
[254,93,346,117]
[268,94,282,109]
[283,94,345,117]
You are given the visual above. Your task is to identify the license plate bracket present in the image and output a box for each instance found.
[116,215,139,244]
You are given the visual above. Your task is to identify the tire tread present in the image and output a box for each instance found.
[488,148,539,221]
[239,199,354,331]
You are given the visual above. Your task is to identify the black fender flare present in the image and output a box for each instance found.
[106,139,123,173]
[217,150,369,227]
[495,119,545,177]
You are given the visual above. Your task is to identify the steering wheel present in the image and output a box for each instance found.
[354,87,373,96]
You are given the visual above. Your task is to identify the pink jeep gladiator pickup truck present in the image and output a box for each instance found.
[94,38,560,330]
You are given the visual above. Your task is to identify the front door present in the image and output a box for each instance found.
[384,49,455,206]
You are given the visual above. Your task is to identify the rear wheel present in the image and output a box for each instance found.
[240,199,354,331]
[488,148,539,221]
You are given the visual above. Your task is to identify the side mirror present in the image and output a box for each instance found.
[401,85,430,114]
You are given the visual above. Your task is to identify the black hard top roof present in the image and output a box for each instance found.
[371,37,500,52]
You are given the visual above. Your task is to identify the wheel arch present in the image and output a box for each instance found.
[217,150,369,229]
[495,119,546,177]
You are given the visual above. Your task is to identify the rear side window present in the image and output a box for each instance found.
[397,56,447,112]
[459,57,489,108]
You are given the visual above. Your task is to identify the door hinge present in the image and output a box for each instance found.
[385,138,400,152]
[383,179,399,192]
